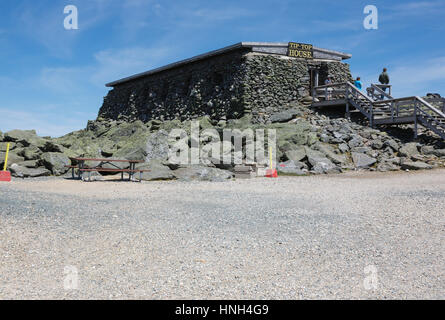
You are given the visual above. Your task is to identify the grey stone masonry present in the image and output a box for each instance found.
[98,42,352,124]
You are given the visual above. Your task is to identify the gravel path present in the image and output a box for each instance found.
[0,170,444,299]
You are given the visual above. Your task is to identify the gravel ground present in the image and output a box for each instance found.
[0,170,444,300]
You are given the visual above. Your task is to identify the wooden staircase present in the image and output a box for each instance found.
[312,82,445,140]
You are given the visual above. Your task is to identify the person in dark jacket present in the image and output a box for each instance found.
[378,68,390,98]
[379,68,390,85]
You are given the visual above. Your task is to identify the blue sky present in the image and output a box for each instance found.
[1,0,444,137]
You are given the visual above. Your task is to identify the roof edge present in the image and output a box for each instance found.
[106,42,352,87]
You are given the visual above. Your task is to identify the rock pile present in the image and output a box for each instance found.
[0,129,70,178]
[2,98,445,181]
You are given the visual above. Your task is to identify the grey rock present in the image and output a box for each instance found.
[306,147,340,174]
[277,160,306,175]
[351,146,371,154]
[351,152,377,168]
[398,143,419,158]
[284,146,306,162]
[0,142,17,152]
[420,145,435,155]
[307,132,318,145]
[3,130,45,148]
[338,143,349,153]
[173,165,233,182]
[371,140,384,150]
[431,149,445,158]
[400,161,433,170]
[377,163,400,172]
[41,140,64,153]
[348,136,364,148]
[384,139,399,151]
[135,160,175,181]
[145,130,170,161]
[269,109,299,123]
[385,157,401,165]
[20,146,42,160]
[314,142,347,164]
[18,160,39,168]
[40,152,70,175]
[9,164,51,178]
[0,151,25,168]
[320,133,330,143]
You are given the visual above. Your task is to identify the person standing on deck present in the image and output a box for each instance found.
[324,75,333,100]
[378,68,390,99]
[354,77,362,90]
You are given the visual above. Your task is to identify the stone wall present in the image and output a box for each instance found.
[98,50,352,123]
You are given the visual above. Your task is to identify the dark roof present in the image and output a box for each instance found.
[106,42,352,87]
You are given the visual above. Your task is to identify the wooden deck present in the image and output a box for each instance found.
[311,82,445,139]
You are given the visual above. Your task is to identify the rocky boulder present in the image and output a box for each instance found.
[401,161,433,170]
[9,164,51,178]
[135,160,175,181]
[269,109,300,123]
[40,152,70,175]
[0,142,17,152]
[3,130,45,148]
[173,165,234,182]
[398,143,419,158]
[305,147,340,174]
[277,160,307,175]
[0,151,25,168]
[284,146,306,162]
[351,152,377,168]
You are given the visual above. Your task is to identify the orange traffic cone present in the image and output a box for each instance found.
[0,143,12,182]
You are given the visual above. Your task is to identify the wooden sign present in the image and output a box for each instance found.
[288,42,313,59]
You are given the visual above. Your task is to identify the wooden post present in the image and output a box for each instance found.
[414,100,418,139]
[314,70,319,89]
[391,102,394,121]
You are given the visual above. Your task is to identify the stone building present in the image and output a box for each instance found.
[98,42,352,124]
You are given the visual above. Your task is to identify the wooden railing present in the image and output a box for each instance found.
[415,97,445,139]
[367,84,393,101]
[373,96,418,120]
[424,97,445,113]
[312,83,445,139]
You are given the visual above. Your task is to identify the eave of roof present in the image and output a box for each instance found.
[106,42,352,87]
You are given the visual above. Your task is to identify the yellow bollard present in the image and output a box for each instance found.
[266,145,277,178]
[269,145,273,170]
[3,143,10,171]
[1,143,12,181]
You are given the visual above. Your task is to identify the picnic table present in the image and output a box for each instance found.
[66,157,149,182]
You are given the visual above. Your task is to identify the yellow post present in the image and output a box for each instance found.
[269,145,273,170]
[3,143,10,171]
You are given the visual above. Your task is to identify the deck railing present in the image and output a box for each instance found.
[366,84,393,101]
[312,83,445,139]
